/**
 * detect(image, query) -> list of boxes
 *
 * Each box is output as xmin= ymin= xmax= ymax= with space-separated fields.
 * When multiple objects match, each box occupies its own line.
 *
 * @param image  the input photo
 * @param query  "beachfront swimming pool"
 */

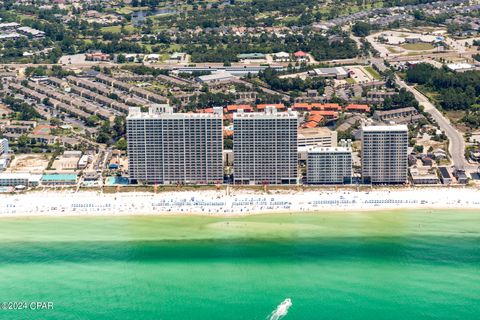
xmin=0 ymin=187 xmax=11 ymax=193
xmin=105 ymin=176 xmax=129 ymax=186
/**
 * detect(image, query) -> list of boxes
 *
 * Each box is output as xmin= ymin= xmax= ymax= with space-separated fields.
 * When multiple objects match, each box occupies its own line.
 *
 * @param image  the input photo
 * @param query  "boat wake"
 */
xmin=267 ymin=298 xmax=292 ymax=320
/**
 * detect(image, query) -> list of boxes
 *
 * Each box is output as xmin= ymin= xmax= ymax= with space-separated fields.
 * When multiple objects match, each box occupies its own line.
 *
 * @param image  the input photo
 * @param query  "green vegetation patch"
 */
xmin=100 ymin=25 xmax=135 ymax=34
xmin=401 ymin=43 xmax=435 ymax=51
xmin=364 ymin=66 xmax=381 ymax=80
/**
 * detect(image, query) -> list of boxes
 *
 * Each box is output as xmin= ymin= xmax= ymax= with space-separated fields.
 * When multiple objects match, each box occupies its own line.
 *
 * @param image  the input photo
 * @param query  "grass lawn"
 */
xmin=364 ymin=66 xmax=381 ymax=80
xmin=346 ymin=77 xmax=356 ymax=84
xmin=445 ymin=110 xmax=470 ymax=133
xmin=445 ymin=110 xmax=466 ymax=123
xmin=407 ymin=51 xmax=430 ymax=56
xmin=416 ymin=85 xmax=471 ymax=133
xmin=445 ymin=110 xmax=472 ymax=133
xmin=116 ymin=6 xmax=135 ymax=15
xmin=401 ymin=43 xmax=435 ymax=51
xmin=386 ymin=46 xmax=401 ymax=54
xmin=415 ymin=85 xmax=441 ymax=104
xmin=17 ymin=14 xmax=34 ymax=21
xmin=100 ymin=25 xmax=135 ymax=34
xmin=280 ymin=15 xmax=299 ymax=23
xmin=159 ymin=53 xmax=170 ymax=61
xmin=315 ymin=0 xmax=383 ymax=16
xmin=168 ymin=44 xmax=182 ymax=52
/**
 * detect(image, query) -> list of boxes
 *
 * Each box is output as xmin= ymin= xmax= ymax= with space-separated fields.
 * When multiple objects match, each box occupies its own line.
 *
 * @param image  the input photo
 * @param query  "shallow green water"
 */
xmin=0 ymin=210 xmax=479 ymax=319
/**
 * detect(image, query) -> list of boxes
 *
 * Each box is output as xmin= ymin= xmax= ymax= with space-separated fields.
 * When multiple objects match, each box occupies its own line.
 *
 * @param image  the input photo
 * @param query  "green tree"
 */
xmin=352 ymin=22 xmax=371 ymax=37
xmin=85 ymin=115 xmax=100 ymax=127
xmin=17 ymin=135 xmax=30 ymax=148
xmin=115 ymin=137 xmax=128 ymax=150
xmin=117 ymin=54 xmax=126 ymax=64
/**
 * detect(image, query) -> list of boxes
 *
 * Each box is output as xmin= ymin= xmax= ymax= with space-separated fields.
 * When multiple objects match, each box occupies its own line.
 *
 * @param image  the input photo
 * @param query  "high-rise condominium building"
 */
xmin=361 ymin=125 xmax=408 ymax=184
xmin=0 ymin=138 xmax=8 ymax=155
xmin=126 ymin=105 xmax=223 ymax=185
xmin=233 ymin=106 xmax=298 ymax=185
xmin=306 ymin=145 xmax=352 ymax=184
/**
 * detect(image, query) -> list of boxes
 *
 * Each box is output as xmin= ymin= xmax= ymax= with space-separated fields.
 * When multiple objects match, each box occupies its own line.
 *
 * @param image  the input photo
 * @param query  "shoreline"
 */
xmin=1 ymin=187 xmax=480 ymax=218
xmin=1 ymin=207 xmax=480 ymax=220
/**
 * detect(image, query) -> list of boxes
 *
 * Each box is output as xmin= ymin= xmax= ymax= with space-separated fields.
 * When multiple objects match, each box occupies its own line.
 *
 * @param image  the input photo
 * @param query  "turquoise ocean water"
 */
xmin=0 ymin=210 xmax=479 ymax=319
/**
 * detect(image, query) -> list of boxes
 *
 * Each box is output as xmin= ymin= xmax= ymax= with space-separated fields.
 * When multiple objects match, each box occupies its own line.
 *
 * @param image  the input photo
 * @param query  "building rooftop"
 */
xmin=294 ymin=51 xmax=307 ymax=57
xmin=292 ymin=103 xmax=342 ymax=111
xmin=237 ymin=53 xmax=265 ymax=59
xmin=197 ymin=72 xmax=236 ymax=82
xmin=226 ymin=104 xmax=253 ymax=113
xmin=438 ymin=167 xmax=452 ymax=179
xmin=0 ymin=22 xmax=20 ymax=29
xmin=410 ymin=172 xmax=439 ymax=180
xmin=307 ymin=146 xmax=352 ymax=153
xmin=127 ymin=105 xmax=222 ymax=119
xmin=374 ymin=106 xmax=417 ymax=116
xmin=41 ymin=173 xmax=78 ymax=182
xmin=446 ymin=63 xmax=475 ymax=71
xmin=0 ymin=173 xmax=42 ymax=181
xmin=234 ymin=107 xmax=298 ymax=119
xmin=298 ymin=127 xmax=335 ymax=138
xmin=17 ymin=26 xmax=45 ymax=36
xmin=0 ymin=173 xmax=30 ymax=179
xmin=256 ymin=103 xmax=285 ymax=110
xmin=309 ymin=110 xmax=339 ymax=117
xmin=362 ymin=125 xmax=408 ymax=132
xmin=314 ymin=67 xmax=348 ymax=76
xmin=346 ymin=104 xmax=370 ymax=112
xmin=273 ymin=52 xmax=290 ymax=57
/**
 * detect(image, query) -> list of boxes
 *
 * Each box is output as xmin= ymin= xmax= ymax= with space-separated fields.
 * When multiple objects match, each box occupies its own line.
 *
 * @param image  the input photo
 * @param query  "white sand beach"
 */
xmin=1 ymin=187 xmax=480 ymax=217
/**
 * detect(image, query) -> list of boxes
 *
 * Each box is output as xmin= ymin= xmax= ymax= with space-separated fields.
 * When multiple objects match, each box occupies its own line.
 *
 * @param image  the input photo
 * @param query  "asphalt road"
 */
xmin=395 ymin=75 xmax=466 ymax=170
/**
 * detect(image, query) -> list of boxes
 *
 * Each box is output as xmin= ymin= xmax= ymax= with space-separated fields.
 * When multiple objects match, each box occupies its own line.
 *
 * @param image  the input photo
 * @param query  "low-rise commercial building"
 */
xmin=0 ymin=173 xmax=41 ymax=187
xmin=310 ymin=67 xmax=349 ymax=79
xmin=409 ymin=168 xmax=439 ymax=185
xmin=345 ymin=104 xmax=370 ymax=113
xmin=446 ymin=63 xmax=476 ymax=73
xmin=41 ymin=173 xmax=78 ymax=186
xmin=438 ymin=167 xmax=452 ymax=185
xmin=17 ymin=26 xmax=45 ymax=38
xmin=298 ymin=127 xmax=337 ymax=148
xmin=237 ymin=53 xmax=265 ymax=60
xmin=78 ymin=155 xmax=91 ymax=169
xmin=272 ymin=52 xmax=290 ymax=62
xmin=63 ymin=150 xmax=82 ymax=158
xmin=196 ymin=72 xmax=236 ymax=84
xmin=373 ymin=107 xmax=424 ymax=124
xmin=454 ymin=169 xmax=468 ymax=184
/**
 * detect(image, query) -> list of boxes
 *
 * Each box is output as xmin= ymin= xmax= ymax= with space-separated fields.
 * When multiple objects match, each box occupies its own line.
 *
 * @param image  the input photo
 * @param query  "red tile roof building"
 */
xmin=294 ymin=51 xmax=307 ymax=57
xmin=292 ymin=103 xmax=313 ymax=111
xmin=225 ymin=104 xmax=253 ymax=113
xmin=256 ymin=103 xmax=286 ymax=111
xmin=345 ymin=104 xmax=370 ymax=113
xmin=309 ymin=110 xmax=339 ymax=119
xmin=293 ymin=103 xmax=342 ymax=113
